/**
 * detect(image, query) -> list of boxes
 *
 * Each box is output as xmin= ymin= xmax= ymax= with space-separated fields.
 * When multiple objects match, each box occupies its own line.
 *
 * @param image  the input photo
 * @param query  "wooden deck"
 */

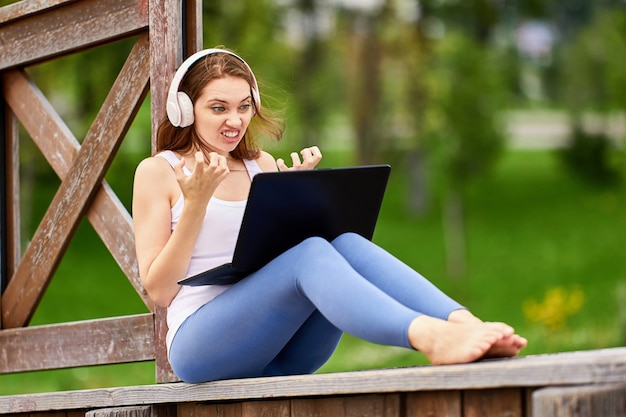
xmin=1 ymin=347 xmax=625 ymax=417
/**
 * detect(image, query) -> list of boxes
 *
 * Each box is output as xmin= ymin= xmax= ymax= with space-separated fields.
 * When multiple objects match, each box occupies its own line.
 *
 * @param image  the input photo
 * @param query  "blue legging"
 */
xmin=169 ymin=232 xmax=464 ymax=383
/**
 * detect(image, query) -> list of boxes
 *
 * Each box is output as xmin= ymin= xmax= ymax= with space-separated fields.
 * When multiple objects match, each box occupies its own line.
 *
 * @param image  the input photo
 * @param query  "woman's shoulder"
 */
xmin=134 ymin=155 xmax=178 ymax=191
xmin=255 ymin=151 xmax=279 ymax=172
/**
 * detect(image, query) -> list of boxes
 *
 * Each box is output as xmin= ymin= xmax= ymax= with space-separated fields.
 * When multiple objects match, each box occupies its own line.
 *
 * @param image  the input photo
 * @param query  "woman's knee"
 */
xmin=332 ymin=231 xmax=365 ymax=247
xmin=295 ymin=236 xmax=334 ymax=255
xmin=288 ymin=236 xmax=341 ymax=270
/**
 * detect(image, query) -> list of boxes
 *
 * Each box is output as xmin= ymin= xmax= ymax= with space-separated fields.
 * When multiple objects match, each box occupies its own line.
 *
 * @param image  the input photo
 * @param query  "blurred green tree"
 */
xmin=557 ymin=8 xmax=625 ymax=185
xmin=421 ymin=32 xmax=507 ymax=278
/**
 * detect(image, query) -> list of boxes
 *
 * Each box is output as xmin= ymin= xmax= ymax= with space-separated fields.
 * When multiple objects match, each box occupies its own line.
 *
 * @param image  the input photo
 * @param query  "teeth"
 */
xmin=223 ymin=131 xmax=238 ymax=138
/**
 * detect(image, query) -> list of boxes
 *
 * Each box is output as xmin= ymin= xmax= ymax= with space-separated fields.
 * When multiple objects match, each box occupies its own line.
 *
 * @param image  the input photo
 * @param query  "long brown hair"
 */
xmin=156 ymin=50 xmax=283 ymax=160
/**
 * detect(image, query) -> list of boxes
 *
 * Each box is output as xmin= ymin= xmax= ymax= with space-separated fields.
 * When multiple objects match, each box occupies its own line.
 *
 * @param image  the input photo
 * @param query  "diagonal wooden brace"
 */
xmin=2 ymin=68 xmax=152 ymax=311
xmin=1 ymin=33 xmax=150 ymax=328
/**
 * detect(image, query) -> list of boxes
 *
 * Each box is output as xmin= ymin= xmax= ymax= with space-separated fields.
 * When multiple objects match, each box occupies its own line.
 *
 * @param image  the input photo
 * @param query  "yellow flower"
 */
xmin=523 ymin=286 xmax=585 ymax=330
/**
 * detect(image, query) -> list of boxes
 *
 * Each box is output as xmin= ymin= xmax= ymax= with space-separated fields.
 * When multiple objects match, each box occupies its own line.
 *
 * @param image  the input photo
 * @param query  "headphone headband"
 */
xmin=166 ymin=48 xmax=261 ymax=127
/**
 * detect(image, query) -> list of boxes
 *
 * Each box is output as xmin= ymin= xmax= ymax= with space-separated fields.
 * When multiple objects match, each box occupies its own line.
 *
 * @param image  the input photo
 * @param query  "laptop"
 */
xmin=178 ymin=164 xmax=391 ymax=286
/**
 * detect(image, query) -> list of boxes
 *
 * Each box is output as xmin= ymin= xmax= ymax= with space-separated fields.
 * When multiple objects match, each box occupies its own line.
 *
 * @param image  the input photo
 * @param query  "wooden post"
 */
xmin=532 ymin=383 xmax=626 ymax=417
xmin=0 ymin=85 xmax=6 ymax=302
xmin=149 ymin=0 xmax=203 ymax=383
xmin=0 ymin=83 xmax=19 ymax=322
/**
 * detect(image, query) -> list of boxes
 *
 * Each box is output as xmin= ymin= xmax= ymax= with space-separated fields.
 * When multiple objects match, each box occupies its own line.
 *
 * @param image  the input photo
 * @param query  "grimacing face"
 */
xmin=192 ymin=75 xmax=254 ymax=155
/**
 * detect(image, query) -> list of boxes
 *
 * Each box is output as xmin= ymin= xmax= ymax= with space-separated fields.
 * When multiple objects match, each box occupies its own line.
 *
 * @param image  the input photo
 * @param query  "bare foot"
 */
xmin=408 ymin=315 xmax=517 ymax=365
xmin=446 ymin=309 xmax=527 ymax=359
xmin=448 ymin=309 xmax=528 ymax=358
xmin=483 ymin=334 xmax=528 ymax=359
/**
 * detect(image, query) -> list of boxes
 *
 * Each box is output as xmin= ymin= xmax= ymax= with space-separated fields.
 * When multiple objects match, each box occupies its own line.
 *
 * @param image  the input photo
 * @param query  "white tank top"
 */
xmin=155 ymin=150 xmax=263 ymax=353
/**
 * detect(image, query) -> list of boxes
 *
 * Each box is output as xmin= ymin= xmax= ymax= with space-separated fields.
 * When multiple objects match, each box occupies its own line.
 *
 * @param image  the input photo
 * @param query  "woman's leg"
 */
xmin=261 ymin=310 xmax=342 ymax=377
xmin=169 ymin=236 xmax=422 ymax=383
xmin=331 ymin=233 xmax=526 ymax=363
xmin=330 ymin=232 xmax=464 ymax=320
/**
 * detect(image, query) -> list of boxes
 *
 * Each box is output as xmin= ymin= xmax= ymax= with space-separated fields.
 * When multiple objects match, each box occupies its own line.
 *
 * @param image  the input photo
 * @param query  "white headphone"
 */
xmin=166 ymin=48 xmax=261 ymax=128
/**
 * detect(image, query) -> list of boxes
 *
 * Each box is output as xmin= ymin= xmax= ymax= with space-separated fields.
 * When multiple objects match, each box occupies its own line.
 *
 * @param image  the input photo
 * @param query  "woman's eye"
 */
xmin=239 ymin=104 xmax=252 ymax=112
xmin=211 ymin=106 xmax=226 ymax=113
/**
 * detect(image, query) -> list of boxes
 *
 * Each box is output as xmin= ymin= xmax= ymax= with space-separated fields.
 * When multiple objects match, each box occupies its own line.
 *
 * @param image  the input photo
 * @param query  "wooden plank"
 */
xmin=1 ymin=69 xmax=151 ymax=311
xmin=0 ymin=0 xmax=148 ymax=70
xmin=342 ymin=394 xmax=400 ymax=417
xmin=464 ymin=388 xmax=523 ymax=417
xmin=148 ymin=0 xmax=185 ymax=384
xmin=0 ymin=0 xmax=78 ymax=24
xmin=291 ymin=396 xmax=346 ymax=417
xmin=184 ymin=0 xmax=203 ymax=54
xmin=532 ymin=383 xmax=626 ymax=417
xmin=1 ymin=33 xmax=150 ymax=329
xmin=181 ymin=403 xmax=242 ymax=417
xmin=155 ymin=306 xmax=179 ymax=383
xmin=4 ymin=105 xmax=19 ymax=280
xmin=241 ymin=401 xmax=291 ymax=417
xmin=85 ymin=406 xmax=152 ymax=417
xmin=0 ymin=348 xmax=624 ymax=414
xmin=0 ymin=313 xmax=154 ymax=373
xmin=148 ymin=0 xmax=183 ymax=150
xmin=291 ymin=394 xmax=400 ymax=416
xmin=0 ymin=83 xmax=7 ymax=319
xmin=1 ymin=89 xmax=20 ymax=300
xmin=152 ymin=404 xmax=176 ymax=417
xmin=525 ymin=388 xmax=536 ymax=417
xmin=405 ymin=391 xmax=461 ymax=417
xmin=292 ymin=394 xmax=400 ymax=417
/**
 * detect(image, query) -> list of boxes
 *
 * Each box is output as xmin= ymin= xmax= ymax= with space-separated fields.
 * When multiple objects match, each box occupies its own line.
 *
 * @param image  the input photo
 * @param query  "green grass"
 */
xmin=0 ymin=150 xmax=624 ymax=394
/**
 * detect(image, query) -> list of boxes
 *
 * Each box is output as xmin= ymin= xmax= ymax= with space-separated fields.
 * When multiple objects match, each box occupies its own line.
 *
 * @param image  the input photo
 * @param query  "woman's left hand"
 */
xmin=277 ymin=146 xmax=322 ymax=171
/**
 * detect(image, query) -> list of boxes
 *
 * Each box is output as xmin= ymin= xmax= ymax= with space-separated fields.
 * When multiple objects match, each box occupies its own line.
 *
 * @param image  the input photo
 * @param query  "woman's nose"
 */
xmin=226 ymin=112 xmax=243 ymax=126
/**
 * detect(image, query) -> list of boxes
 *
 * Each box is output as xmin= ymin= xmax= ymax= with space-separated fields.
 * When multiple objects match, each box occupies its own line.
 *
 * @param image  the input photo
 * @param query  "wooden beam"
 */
xmin=406 ymin=391 xmax=462 ymax=417
xmin=148 ymin=0 xmax=183 ymax=150
xmin=464 ymin=388 xmax=523 ymax=417
xmin=148 ymin=0 xmax=206 ymax=385
xmin=0 ymin=348 xmax=624 ymax=414
xmin=1 ymin=69 xmax=153 ymax=311
xmin=533 ymin=383 xmax=626 ymax=417
xmin=0 ymin=313 xmax=154 ymax=373
xmin=184 ymin=0 xmax=203 ymax=55
xmin=0 ymin=0 xmax=149 ymax=70
xmin=1 ymin=34 xmax=150 ymax=328
xmin=0 ymin=0 xmax=79 ymax=25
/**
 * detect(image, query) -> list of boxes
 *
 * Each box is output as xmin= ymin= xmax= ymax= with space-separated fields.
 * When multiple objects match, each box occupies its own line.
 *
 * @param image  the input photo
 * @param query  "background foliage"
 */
xmin=0 ymin=0 xmax=623 ymax=394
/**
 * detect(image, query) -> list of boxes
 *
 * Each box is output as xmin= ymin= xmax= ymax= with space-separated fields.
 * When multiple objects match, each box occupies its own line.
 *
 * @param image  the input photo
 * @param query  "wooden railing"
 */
xmin=0 ymin=0 xmax=203 ymax=383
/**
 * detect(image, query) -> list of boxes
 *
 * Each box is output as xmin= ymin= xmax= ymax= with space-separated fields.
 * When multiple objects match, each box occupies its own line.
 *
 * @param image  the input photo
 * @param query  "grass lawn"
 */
xmin=0 ymin=149 xmax=623 ymax=394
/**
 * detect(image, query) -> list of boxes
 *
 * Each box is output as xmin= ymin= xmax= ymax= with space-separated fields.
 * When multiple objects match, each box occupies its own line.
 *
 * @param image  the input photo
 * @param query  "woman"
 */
xmin=132 ymin=48 xmax=527 ymax=383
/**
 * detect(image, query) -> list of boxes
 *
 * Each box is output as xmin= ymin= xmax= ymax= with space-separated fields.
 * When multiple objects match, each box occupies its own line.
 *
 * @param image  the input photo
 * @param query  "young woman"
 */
xmin=132 ymin=48 xmax=527 ymax=383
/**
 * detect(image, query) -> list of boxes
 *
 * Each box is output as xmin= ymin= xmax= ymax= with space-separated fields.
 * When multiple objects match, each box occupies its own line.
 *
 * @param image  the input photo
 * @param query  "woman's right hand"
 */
xmin=175 ymin=151 xmax=230 ymax=208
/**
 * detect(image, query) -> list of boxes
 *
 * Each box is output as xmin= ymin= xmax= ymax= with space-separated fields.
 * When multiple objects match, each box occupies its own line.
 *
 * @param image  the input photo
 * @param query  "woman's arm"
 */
xmin=133 ymin=152 xmax=228 ymax=307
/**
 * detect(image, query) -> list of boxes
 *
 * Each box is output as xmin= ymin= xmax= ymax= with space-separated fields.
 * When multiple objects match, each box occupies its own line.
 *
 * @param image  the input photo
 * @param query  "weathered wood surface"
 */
xmin=1 ymin=98 xmax=20 ymax=280
xmin=0 ymin=0 xmax=77 ymax=24
xmin=533 ymin=383 xmax=626 ymax=417
xmin=86 ymin=406 xmax=152 ymax=417
xmin=1 ymin=68 xmax=150 ymax=309
xmin=406 ymin=391 xmax=462 ymax=417
xmin=179 ymin=391 xmax=529 ymax=417
xmin=1 ymin=33 xmax=150 ymax=329
xmin=147 ymin=0 xmax=203 ymax=384
xmin=1 ymin=348 xmax=624 ymax=414
xmin=0 ymin=0 xmax=148 ymax=70
xmin=0 ymin=313 xmax=154 ymax=373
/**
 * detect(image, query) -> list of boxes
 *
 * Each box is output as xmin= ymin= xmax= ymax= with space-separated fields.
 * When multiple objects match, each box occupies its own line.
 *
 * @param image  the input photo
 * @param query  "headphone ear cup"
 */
xmin=177 ymin=92 xmax=195 ymax=127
